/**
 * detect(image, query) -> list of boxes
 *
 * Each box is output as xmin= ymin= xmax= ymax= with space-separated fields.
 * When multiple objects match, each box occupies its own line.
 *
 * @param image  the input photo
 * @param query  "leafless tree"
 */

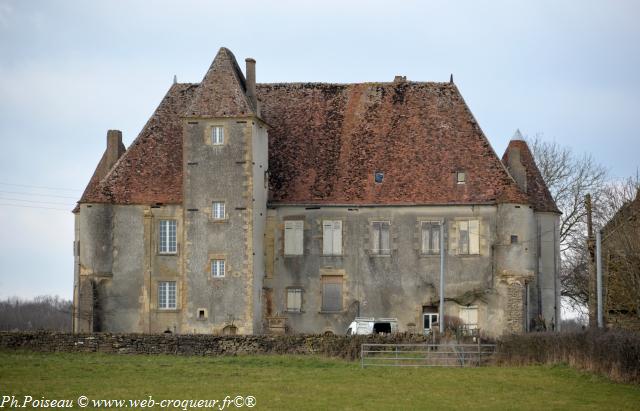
xmin=526 ymin=134 xmax=608 ymax=312
xmin=0 ymin=295 xmax=72 ymax=331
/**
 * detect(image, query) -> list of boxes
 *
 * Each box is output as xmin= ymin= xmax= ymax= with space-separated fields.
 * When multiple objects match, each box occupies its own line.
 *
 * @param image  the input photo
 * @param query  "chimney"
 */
xmin=393 ymin=75 xmax=407 ymax=83
xmin=245 ymin=58 xmax=257 ymax=110
xmin=106 ymin=130 xmax=124 ymax=170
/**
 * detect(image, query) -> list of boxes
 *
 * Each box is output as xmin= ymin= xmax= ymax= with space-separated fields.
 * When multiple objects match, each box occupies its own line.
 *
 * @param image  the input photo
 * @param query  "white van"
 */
xmin=346 ymin=317 xmax=399 ymax=335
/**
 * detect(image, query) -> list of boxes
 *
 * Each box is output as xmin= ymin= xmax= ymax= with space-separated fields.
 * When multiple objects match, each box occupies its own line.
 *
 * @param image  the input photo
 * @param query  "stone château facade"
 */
xmin=73 ymin=48 xmax=560 ymax=337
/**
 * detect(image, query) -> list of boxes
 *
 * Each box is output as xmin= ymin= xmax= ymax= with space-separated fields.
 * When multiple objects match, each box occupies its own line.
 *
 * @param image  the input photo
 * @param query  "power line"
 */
xmin=0 ymin=203 xmax=71 ymax=212
xmin=0 ymin=182 xmax=81 ymax=192
xmin=0 ymin=190 xmax=78 ymax=199
xmin=0 ymin=197 xmax=75 ymax=206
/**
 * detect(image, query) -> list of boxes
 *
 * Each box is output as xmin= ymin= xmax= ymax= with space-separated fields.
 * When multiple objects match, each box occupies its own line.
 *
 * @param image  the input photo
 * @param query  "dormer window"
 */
xmin=211 ymin=126 xmax=224 ymax=145
xmin=375 ymin=171 xmax=384 ymax=184
xmin=456 ymin=171 xmax=466 ymax=184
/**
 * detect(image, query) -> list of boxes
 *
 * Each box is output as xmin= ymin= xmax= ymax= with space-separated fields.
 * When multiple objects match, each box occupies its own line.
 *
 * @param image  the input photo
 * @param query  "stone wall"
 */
xmin=0 ymin=332 xmax=428 ymax=360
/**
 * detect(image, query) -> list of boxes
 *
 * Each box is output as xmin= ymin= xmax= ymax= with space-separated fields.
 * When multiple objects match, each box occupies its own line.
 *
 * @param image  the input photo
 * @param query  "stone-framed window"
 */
xmin=456 ymin=171 xmax=466 ymax=184
xmin=457 ymin=219 xmax=480 ymax=255
xmin=159 ymin=219 xmax=177 ymax=254
xmin=321 ymin=276 xmax=343 ymax=312
xmin=284 ymin=220 xmax=304 ymax=256
xmin=211 ymin=126 xmax=224 ymax=145
xmin=158 ymin=281 xmax=176 ymax=309
xmin=211 ymin=259 xmax=225 ymax=278
xmin=371 ymin=221 xmax=390 ymax=255
xmin=421 ymin=221 xmax=441 ymax=254
xmin=212 ymin=201 xmax=226 ymax=220
xmin=459 ymin=305 xmax=479 ymax=330
xmin=322 ymin=220 xmax=342 ymax=256
xmin=286 ymin=287 xmax=303 ymax=312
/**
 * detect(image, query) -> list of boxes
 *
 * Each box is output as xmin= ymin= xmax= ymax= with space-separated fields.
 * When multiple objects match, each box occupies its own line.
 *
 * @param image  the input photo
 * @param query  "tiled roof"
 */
xmin=502 ymin=140 xmax=560 ymax=213
xmin=185 ymin=47 xmax=255 ymax=118
xmin=258 ymin=82 xmax=528 ymax=205
xmin=78 ymin=49 xmax=537 ymax=208
xmin=79 ymin=83 xmax=197 ymax=205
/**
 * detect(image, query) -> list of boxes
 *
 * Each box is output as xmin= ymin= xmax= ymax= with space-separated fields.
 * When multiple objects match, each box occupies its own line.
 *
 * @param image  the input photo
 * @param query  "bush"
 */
xmin=497 ymin=328 xmax=640 ymax=384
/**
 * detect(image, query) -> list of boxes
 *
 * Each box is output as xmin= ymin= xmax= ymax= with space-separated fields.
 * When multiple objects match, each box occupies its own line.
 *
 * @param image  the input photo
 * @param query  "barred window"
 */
xmin=212 ymin=202 xmax=225 ymax=220
xmin=159 ymin=220 xmax=177 ymax=254
xmin=158 ymin=281 xmax=176 ymax=309
xmin=211 ymin=259 xmax=225 ymax=278
xmin=211 ymin=126 xmax=224 ymax=145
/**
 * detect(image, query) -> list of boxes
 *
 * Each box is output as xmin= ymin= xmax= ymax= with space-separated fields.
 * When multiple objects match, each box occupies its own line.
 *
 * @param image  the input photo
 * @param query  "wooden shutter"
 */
xmin=322 ymin=221 xmax=333 ymax=255
xmin=284 ymin=221 xmax=303 ymax=255
xmin=469 ymin=220 xmax=480 ymax=254
xmin=421 ymin=223 xmax=429 ymax=253
xmin=380 ymin=222 xmax=390 ymax=253
xmin=322 ymin=276 xmax=342 ymax=311
xmin=332 ymin=220 xmax=342 ymax=255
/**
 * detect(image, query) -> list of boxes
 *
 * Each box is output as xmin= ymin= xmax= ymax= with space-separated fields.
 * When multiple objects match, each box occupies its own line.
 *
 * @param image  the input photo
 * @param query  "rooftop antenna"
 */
xmin=173 ymin=75 xmax=177 ymax=85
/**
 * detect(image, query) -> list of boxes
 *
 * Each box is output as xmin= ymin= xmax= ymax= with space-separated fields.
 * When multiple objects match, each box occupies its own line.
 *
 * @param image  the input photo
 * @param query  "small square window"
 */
xmin=211 ymin=126 xmax=224 ymax=145
xmin=374 ymin=171 xmax=384 ymax=183
xmin=212 ymin=201 xmax=225 ymax=219
xmin=211 ymin=259 xmax=225 ymax=277
xmin=511 ymin=235 xmax=518 ymax=244
xmin=457 ymin=171 xmax=466 ymax=184
xmin=197 ymin=309 xmax=207 ymax=320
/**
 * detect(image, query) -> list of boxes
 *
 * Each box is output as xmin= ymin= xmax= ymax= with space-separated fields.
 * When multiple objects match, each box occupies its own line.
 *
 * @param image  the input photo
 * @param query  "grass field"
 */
xmin=1 ymin=351 xmax=639 ymax=410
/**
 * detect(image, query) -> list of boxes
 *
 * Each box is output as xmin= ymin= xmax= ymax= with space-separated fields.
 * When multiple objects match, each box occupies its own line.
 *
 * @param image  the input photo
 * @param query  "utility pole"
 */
xmin=585 ymin=194 xmax=597 ymax=327
xmin=596 ymin=230 xmax=603 ymax=328
xmin=439 ymin=219 xmax=446 ymax=334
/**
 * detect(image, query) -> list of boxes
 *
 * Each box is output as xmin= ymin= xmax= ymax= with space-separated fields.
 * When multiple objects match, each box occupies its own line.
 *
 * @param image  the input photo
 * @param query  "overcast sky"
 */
xmin=0 ymin=0 xmax=638 ymax=301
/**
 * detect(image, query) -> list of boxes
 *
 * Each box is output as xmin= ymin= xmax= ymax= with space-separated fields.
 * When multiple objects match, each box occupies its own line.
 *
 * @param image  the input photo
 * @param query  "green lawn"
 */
xmin=0 ymin=351 xmax=638 ymax=410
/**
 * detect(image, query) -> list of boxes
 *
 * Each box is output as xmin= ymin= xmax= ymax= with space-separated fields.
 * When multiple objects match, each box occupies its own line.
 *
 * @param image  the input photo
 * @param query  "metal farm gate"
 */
xmin=361 ymin=343 xmax=496 ymax=368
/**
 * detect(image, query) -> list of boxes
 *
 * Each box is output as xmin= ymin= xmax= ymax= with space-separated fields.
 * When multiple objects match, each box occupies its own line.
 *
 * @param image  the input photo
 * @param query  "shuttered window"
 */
xmin=459 ymin=305 xmax=479 ymax=330
xmin=421 ymin=221 xmax=441 ymax=254
xmin=321 ymin=276 xmax=342 ymax=312
xmin=371 ymin=221 xmax=390 ymax=255
xmin=322 ymin=220 xmax=342 ymax=255
xmin=287 ymin=288 xmax=303 ymax=312
xmin=457 ymin=219 xmax=480 ymax=255
xmin=284 ymin=220 xmax=304 ymax=255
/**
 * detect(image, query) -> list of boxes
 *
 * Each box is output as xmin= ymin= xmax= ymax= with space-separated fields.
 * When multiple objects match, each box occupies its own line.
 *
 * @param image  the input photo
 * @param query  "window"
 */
xmin=211 ymin=126 xmax=224 ymax=145
xmin=322 ymin=220 xmax=342 ymax=255
xmin=423 ymin=313 xmax=439 ymax=332
xmin=286 ymin=288 xmax=303 ymax=312
xmin=159 ymin=220 xmax=177 ymax=254
xmin=158 ymin=281 xmax=176 ymax=309
xmin=511 ymin=235 xmax=518 ymax=244
xmin=456 ymin=171 xmax=466 ymax=184
xmin=284 ymin=220 xmax=304 ymax=255
xmin=459 ymin=306 xmax=478 ymax=330
xmin=457 ymin=219 xmax=479 ymax=255
xmin=212 ymin=201 xmax=225 ymax=220
xmin=211 ymin=259 xmax=225 ymax=278
xmin=421 ymin=221 xmax=441 ymax=254
xmin=321 ymin=276 xmax=342 ymax=312
xmin=371 ymin=221 xmax=390 ymax=255
xmin=374 ymin=171 xmax=384 ymax=183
